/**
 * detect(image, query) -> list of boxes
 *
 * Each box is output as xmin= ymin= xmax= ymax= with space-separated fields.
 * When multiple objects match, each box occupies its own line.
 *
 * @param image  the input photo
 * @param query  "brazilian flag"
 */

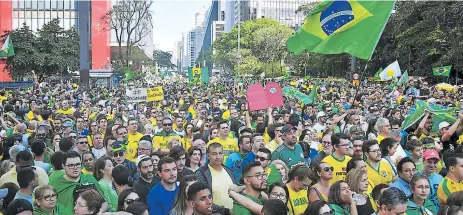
xmin=374 ymin=68 xmax=382 ymax=81
xmin=433 ymin=66 xmax=451 ymax=77
xmin=123 ymin=71 xmax=133 ymax=83
xmin=287 ymin=0 xmax=396 ymax=60
xmin=188 ymin=67 xmax=209 ymax=85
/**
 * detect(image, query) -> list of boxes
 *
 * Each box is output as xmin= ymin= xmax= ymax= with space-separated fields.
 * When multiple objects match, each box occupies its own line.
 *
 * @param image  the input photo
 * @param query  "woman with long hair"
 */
xmin=186 ymin=146 xmax=202 ymax=173
xmin=379 ymin=137 xmax=399 ymax=175
xmin=74 ymin=189 xmax=106 ymax=215
xmin=117 ymin=188 xmax=140 ymax=211
xmin=183 ymin=123 xmax=194 ymax=149
xmin=87 ymin=119 xmax=99 ymax=147
xmin=0 ymin=182 xmax=19 ymax=214
xmin=228 ymin=182 xmax=289 ymax=214
xmin=309 ymin=162 xmax=332 ymax=203
xmin=406 ymin=174 xmax=437 ymax=215
xmin=366 ymin=118 xmax=378 ymax=140
xmin=272 ymin=160 xmax=289 ymax=184
xmin=327 ymin=181 xmax=357 ymax=215
xmin=50 ymin=133 xmax=61 ymax=152
xmin=93 ymin=157 xmax=117 ymax=212
xmin=126 ymin=201 xmax=149 ymax=215
xmin=304 ymin=200 xmax=333 ymax=215
xmin=170 ymin=175 xmax=197 ymax=215
xmin=34 ymin=185 xmax=57 ymax=215
xmin=346 ymin=169 xmax=374 ymax=214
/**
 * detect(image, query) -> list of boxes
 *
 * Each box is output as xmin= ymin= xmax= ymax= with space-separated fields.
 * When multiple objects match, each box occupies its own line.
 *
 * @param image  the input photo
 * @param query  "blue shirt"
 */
xmin=147 ymin=183 xmax=178 ymax=215
xmin=391 ymin=177 xmax=412 ymax=197
xmin=14 ymin=192 xmax=33 ymax=207
xmin=225 ymin=152 xmax=245 ymax=183
xmin=427 ymin=172 xmax=444 ymax=211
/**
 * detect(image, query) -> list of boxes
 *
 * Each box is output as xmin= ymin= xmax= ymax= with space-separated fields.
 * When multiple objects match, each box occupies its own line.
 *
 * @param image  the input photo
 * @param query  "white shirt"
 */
xmin=92 ymin=147 xmax=107 ymax=159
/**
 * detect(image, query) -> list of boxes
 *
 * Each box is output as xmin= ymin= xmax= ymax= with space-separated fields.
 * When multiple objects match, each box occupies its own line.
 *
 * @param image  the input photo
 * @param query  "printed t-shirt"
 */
xmin=321 ymin=154 xmax=351 ymax=184
xmin=366 ymin=160 xmax=394 ymax=187
xmin=271 ymin=144 xmax=305 ymax=169
xmin=287 ymin=184 xmax=308 ymax=215
xmin=126 ymin=132 xmax=143 ymax=162
xmin=438 ymin=177 xmax=463 ymax=205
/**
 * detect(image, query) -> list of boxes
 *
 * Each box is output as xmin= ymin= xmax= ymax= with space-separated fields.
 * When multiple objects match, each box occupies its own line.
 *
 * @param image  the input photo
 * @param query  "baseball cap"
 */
xmin=423 ymin=149 xmax=440 ymax=160
xmin=63 ymin=121 xmax=73 ymax=127
xmin=136 ymin=155 xmax=151 ymax=167
xmin=316 ymin=112 xmax=326 ymax=118
xmin=438 ymin=121 xmax=450 ymax=130
xmin=7 ymin=199 xmax=33 ymax=215
xmin=349 ymin=125 xmax=363 ymax=134
xmin=111 ymin=141 xmax=127 ymax=153
xmin=281 ymin=124 xmax=296 ymax=133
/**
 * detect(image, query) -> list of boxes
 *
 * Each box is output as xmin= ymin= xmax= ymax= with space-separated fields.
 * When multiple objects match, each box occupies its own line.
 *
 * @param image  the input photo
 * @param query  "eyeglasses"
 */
xmin=247 ymin=173 xmax=268 ymax=180
xmin=369 ymin=149 xmax=381 ymax=153
xmin=39 ymin=193 xmax=57 ymax=201
xmin=113 ymin=151 xmax=125 ymax=157
xmin=65 ymin=163 xmax=82 ymax=169
xmin=323 ymin=167 xmax=334 ymax=172
xmin=322 ymin=141 xmax=331 ymax=144
xmin=77 ymin=141 xmax=88 ymax=145
xmin=69 ymin=136 xmax=77 ymax=139
xmin=163 ymin=123 xmax=172 ymax=126
xmin=255 ymin=156 xmax=269 ymax=162
xmin=125 ymin=198 xmax=140 ymax=205
xmin=269 ymin=192 xmax=286 ymax=200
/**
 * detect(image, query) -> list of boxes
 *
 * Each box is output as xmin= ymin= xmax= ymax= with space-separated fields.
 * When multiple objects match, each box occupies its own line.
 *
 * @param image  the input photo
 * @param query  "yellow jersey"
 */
xmin=287 ymin=184 xmax=308 ymax=215
xmin=57 ymin=108 xmax=74 ymax=115
xmin=366 ymin=160 xmax=394 ymax=186
xmin=438 ymin=177 xmax=463 ymax=205
xmin=207 ymin=137 xmax=238 ymax=164
xmin=27 ymin=111 xmax=43 ymax=121
xmin=265 ymin=140 xmax=279 ymax=152
xmin=81 ymin=168 xmax=92 ymax=175
xmin=321 ymin=154 xmax=351 ymax=184
xmin=152 ymin=131 xmax=181 ymax=150
xmin=126 ymin=132 xmax=143 ymax=162
xmin=376 ymin=134 xmax=386 ymax=144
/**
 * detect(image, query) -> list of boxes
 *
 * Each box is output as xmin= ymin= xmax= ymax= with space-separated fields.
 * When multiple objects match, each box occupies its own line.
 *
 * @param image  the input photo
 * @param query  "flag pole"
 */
xmin=352 ymin=59 xmax=370 ymax=106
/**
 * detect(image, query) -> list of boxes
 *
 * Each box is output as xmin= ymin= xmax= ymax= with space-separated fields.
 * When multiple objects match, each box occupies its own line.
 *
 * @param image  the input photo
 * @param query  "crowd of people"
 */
xmin=0 ymin=77 xmax=461 ymax=215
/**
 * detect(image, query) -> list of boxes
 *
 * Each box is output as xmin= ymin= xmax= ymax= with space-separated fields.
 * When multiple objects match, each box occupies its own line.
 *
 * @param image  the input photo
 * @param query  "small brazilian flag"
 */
xmin=433 ymin=66 xmax=451 ymax=77
xmin=287 ymin=0 xmax=396 ymax=60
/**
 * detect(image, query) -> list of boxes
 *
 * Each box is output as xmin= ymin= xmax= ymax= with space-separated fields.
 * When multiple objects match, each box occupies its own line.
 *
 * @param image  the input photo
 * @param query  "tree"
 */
xmin=196 ymin=48 xmax=212 ymax=69
xmin=153 ymin=50 xmax=175 ymax=69
xmin=213 ymin=18 xmax=292 ymax=77
xmin=101 ymin=0 xmax=153 ymax=67
xmin=1 ymin=19 xmax=79 ymax=82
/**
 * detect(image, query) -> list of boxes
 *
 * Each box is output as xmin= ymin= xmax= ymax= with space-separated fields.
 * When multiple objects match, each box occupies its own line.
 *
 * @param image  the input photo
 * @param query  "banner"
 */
xmin=147 ymin=87 xmax=164 ymax=101
xmin=246 ymin=84 xmax=268 ymax=111
xmin=126 ymin=88 xmax=147 ymax=103
xmin=265 ymin=82 xmax=284 ymax=108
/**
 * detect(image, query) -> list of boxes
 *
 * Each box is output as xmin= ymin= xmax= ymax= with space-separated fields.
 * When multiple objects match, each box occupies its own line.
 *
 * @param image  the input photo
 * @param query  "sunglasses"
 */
xmin=124 ymin=198 xmax=140 ymax=205
xmin=113 ymin=151 xmax=125 ymax=157
xmin=255 ymin=156 xmax=269 ymax=162
xmin=323 ymin=167 xmax=334 ymax=172
xmin=163 ymin=123 xmax=172 ymax=126
xmin=77 ymin=141 xmax=88 ymax=145
xmin=69 ymin=136 xmax=77 ymax=139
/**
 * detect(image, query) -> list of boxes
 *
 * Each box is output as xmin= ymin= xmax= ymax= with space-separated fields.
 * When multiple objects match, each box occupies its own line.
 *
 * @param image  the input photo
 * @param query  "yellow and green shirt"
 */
xmin=126 ymin=132 xmax=144 ymax=162
xmin=287 ymin=184 xmax=308 ymax=215
xmin=366 ymin=160 xmax=394 ymax=187
xmin=207 ymin=137 xmax=238 ymax=164
xmin=438 ymin=177 xmax=463 ymax=205
xmin=153 ymin=131 xmax=181 ymax=150
xmin=322 ymin=154 xmax=351 ymax=184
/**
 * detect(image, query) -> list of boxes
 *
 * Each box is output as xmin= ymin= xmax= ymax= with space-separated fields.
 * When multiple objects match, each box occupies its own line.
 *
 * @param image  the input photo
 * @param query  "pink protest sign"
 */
xmin=265 ymin=82 xmax=284 ymax=108
xmin=246 ymin=84 xmax=268 ymax=111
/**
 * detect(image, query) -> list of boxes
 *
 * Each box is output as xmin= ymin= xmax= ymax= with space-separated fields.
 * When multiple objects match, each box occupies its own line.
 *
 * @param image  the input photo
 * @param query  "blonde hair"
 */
xmin=272 ymin=160 xmax=289 ymax=182
xmin=34 ymin=185 xmax=56 ymax=200
xmin=346 ymin=168 xmax=367 ymax=193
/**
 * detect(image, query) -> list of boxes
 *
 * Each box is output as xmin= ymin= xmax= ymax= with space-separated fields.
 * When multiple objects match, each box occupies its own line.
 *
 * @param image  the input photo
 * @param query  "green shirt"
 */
xmin=232 ymin=192 xmax=264 ymax=215
xmin=329 ymin=204 xmax=351 ymax=215
xmin=271 ymin=143 xmax=305 ymax=169
xmin=98 ymin=179 xmax=118 ymax=212
xmin=49 ymin=173 xmax=103 ymax=215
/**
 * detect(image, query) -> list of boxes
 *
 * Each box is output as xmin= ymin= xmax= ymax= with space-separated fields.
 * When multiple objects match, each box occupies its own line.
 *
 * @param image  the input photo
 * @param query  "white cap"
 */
xmin=317 ymin=112 xmax=326 ymax=118
xmin=136 ymin=155 xmax=151 ymax=167
xmin=439 ymin=121 xmax=451 ymax=130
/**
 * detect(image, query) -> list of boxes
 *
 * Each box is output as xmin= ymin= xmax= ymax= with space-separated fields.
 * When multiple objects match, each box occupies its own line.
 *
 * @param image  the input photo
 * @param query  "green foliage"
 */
xmin=213 ymin=18 xmax=292 ymax=77
xmin=1 ymin=19 xmax=79 ymax=81
xmin=196 ymin=48 xmax=212 ymax=69
xmin=153 ymin=50 xmax=175 ymax=69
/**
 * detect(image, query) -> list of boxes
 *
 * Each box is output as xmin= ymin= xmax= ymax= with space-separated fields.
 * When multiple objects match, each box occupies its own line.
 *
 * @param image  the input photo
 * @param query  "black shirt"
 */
xmin=132 ymin=176 xmax=161 ymax=203
xmin=178 ymin=168 xmax=195 ymax=181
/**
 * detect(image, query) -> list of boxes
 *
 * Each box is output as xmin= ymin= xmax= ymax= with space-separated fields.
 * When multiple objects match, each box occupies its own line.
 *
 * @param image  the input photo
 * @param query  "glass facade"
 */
xmin=12 ymin=0 xmax=78 ymax=32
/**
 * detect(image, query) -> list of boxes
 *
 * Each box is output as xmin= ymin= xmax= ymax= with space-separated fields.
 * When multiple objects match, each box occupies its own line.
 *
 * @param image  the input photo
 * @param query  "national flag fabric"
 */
xmin=433 ymin=66 xmax=451 ymax=77
xmin=188 ymin=67 xmax=209 ymax=85
xmin=374 ymin=68 xmax=382 ymax=81
xmin=380 ymin=60 xmax=401 ymax=81
xmin=397 ymin=70 xmax=409 ymax=87
xmin=0 ymin=34 xmax=15 ymax=57
xmin=402 ymin=100 xmax=457 ymax=132
xmin=123 ymin=71 xmax=133 ymax=83
xmin=287 ymin=0 xmax=396 ymax=60
xmin=282 ymin=86 xmax=317 ymax=105
xmin=307 ymin=80 xmax=319 ymax=104
xmin=266 ymin=163 xmax=282 ymax=188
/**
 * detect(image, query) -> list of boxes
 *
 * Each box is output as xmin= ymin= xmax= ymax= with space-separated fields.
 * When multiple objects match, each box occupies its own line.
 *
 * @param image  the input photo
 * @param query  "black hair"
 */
xmin=186 ymin=181 xmax=210 ymax=201
xmin=238 ymin=135 xmax=251 ymax=148
xmin=346 ymin=156 xmax=363 ymax=173
xmin=62 ymin=151 xmax=81 ymax=166
xmin=125 ymin=201 xmax=149 ymax=215
xmin=379 ymin=138 xmax=395 ymax=157
xmin=304 ymin=200 xmax=328 ymax=215
xmin=103 ymin=136 xmax=117 ymax=147
xmin=331 ymin=133 xmax=349 ymax=147
xmin=112 ymin=164 xmax=130 ymax=186
xmin=362 ymin=140 xmax=378 ymax=153
xmin=372 ymin=184 xmax=389 ymax=201
xmin=262 ymin=199 xmax=288 ymax=215
xmin=15 ymin=150 xmax=32 ymax=163
xmin=328 ymin=180 xmax=347 ymax=205
xmin=117 ymin=188 xmax=137 ymax=211
xmin=397 ymin=157 xmax=416 ymax=173
xmin=192 ymin=134 xmax=205 ymax=142
xmin=257 ymin=148 xmax=271 ymax=160
xmin=169 ymin=146 xmax=186 ymax=161
xmin=288 ymin=164 xmax=313 ymax=182
xmin=378 ymin=187 xmax=407 ymax=211
xmin=256 ymin=122 xmax=266 ymax=134
xmin=30 ymin=139 xmax=46 ymax=157
xmin=0 ymin=182 xmax=19 ymax=209
xmin=207 ymin=142 xmax=222 ymax=153
xmin=445 ymin=153 xmax=463 ymax=170
xmin=268 ymin=182 xmax=289 ymax=204
xmin=17 ymin=167 xmax=35 ymax=189
xmin=50 ymin=151 xmax=64 ymax=170
xmin=59 ymin=137 xmax=74 ymax=152
xmin=157 ymin=156 xmax=176 ymax=172
xmin=242 ymin=161 xmax=261 ymax=178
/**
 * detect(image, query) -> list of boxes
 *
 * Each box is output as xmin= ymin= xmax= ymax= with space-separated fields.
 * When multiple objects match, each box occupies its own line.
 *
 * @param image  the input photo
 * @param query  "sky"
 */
xmin=152 ymin=0 xmax=210 ymax=52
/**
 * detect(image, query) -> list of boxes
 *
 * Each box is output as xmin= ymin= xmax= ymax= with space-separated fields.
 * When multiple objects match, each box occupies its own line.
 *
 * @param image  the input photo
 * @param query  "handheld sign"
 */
xmin=265 ymin=82 xmax=284 ymax=108
xmin=246 ymin=84 xmax=268 ymax=111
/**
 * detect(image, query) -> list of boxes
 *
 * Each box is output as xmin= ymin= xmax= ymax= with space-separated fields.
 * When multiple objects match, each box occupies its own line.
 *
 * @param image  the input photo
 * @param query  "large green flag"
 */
xmin=188 ymin=67 xmax=209 ymax=85
xmin=433 ymin=66 xmax=451 ymax=77
xmin=307 ymin=80 xmax=319 ymax=104
xmin=282 ymin=86 xmax=317 ymax=105
xmin=397 ymin=70 xmax=409 ymax=87
xmin=287 ymin=1 xmax=395 ymax=60
xmin=0 ymin=34 xmax=15 ymax=57
xmin=123 ymin=71 xmax=133 ymax=83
